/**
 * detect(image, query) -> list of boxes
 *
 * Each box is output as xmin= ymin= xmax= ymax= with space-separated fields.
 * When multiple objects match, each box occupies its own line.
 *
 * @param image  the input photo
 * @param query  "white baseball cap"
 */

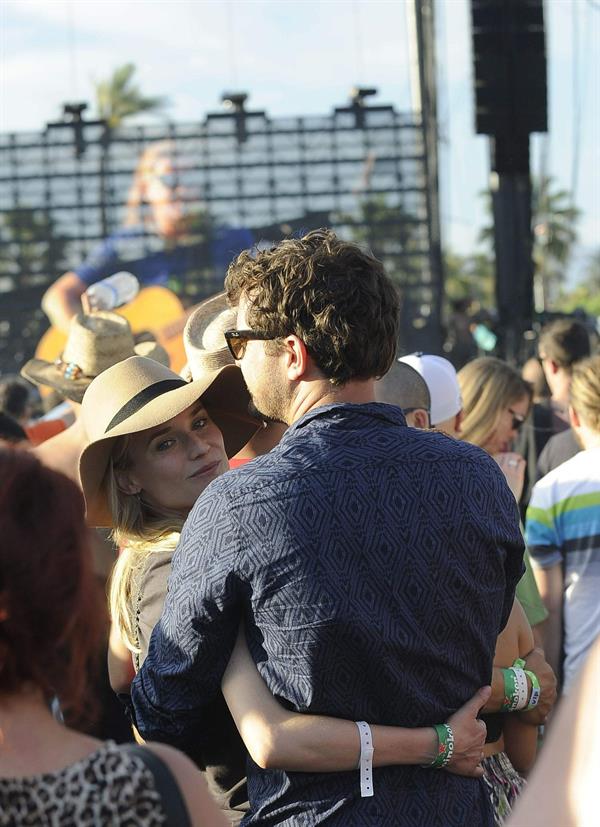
xmin=398 ymin=353 xmax=462 ymax=426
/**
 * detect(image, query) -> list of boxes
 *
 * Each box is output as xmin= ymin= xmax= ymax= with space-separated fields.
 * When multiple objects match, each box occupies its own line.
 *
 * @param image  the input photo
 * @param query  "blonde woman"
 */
xmin=41 ymin=140 xmax=253 ymax=332
xmin=457 ymin=357 xmax=553 ymax=823
xmin=80 ymin=356 xmax=491 ymax=823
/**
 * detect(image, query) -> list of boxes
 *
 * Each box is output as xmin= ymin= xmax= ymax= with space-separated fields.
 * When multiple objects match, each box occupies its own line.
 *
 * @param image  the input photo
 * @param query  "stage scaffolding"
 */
xmin=0 ymin=95 xmax=442 ymax=375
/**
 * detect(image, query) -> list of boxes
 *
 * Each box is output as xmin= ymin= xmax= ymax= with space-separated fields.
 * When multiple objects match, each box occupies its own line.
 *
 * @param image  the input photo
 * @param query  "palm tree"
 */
xmin=532 ymin=177 xmax=580 ymax=308
xmin=478 ymin=176 xmax=580 ymax=309
xmin=95 ymin=63 xmax=167 ymax=129
xmin=94 ymin=64 xmax=168 ymax=236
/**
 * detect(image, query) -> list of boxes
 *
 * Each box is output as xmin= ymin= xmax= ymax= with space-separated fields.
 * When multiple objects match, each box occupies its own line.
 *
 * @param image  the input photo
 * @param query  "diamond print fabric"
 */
xmin=133 ymin=403 xmax=524 ymax=825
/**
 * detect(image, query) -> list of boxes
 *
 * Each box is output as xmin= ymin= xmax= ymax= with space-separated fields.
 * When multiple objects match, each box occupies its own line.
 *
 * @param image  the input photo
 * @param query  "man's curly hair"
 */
xmin=225 ymin=229 xmax=399 ymax=386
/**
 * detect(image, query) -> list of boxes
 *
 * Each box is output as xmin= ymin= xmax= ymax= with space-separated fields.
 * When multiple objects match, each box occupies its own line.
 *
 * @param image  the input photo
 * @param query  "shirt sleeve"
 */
xmin=130 ymin=480 xmax=243 ymax=752
xmin=525 ymin=477 xmax=563 ymax=569
xmin=73 ymin=233 xmax=122 ymax=285
xmin=515 ymin=547 xmax=549 ymax=626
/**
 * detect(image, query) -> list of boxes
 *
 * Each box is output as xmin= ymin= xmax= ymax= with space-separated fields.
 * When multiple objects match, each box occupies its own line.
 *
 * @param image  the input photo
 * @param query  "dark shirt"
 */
xmin=132 ymin=403 xmax=524 ymax=826
xmin=536 ymin=428 xmax=581 ymax=481
xmin=515 ymin=401 xmax=570 ymax=516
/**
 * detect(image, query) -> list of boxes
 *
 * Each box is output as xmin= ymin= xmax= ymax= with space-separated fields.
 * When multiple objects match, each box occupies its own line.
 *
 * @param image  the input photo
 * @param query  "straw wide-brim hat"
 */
xmin=183 ymin=291 xmax=237 ymax=378
xmin=79 ymin=355 xmax=259 ymax=527
xmin=21 ymin=312 xmax=168 ymax=403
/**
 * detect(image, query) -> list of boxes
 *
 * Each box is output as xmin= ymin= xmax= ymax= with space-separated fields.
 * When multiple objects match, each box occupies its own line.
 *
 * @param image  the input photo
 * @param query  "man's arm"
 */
xmin=41 ymin=271 xmax=88 ymax=332
xmin=130 ymin=483 xmax=243 ymax=754
xmin=531 ymin=562 xmax=563 ymax=682
xmin=485 ymin=648 xmax=556 ymax=724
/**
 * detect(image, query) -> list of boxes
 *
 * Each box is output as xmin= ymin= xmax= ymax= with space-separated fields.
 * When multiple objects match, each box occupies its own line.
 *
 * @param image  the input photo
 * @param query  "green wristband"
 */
xmin=424 ymin=723 xmax=455 ymax=769
xmin=501 ymin=668 xmax=516 ymax=712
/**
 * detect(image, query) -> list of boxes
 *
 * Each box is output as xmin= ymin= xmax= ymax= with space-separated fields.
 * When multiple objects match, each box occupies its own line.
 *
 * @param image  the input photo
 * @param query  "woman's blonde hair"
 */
xmin=124 ymin=140 xmax=176 ymax=229
xmin=570 ymin=355 xmax=600 ymax=432
xmin=458 ymin=357 xmax=532 ymax=451
xmin=107 ymin=434 xmax=183 ymax=653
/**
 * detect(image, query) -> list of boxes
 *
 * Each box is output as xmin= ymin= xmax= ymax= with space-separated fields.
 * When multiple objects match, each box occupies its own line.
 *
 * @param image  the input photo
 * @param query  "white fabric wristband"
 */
xmin=510 ymin=667 xmax=529 ymax=710
xmin=355 ymin=721 xmax=374 ymax=797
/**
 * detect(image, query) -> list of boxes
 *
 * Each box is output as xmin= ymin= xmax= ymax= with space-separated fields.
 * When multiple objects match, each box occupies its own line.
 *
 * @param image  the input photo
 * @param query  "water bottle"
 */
xmin=84 ymin=271 xmax=140 ymax=312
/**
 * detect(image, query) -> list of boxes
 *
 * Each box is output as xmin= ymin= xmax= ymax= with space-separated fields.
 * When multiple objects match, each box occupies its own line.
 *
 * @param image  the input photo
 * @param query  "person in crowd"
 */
xmin=398 ymin=352 xmax=463 ymax=436
xmin=83 ymin=354 xmax=491 ymax=822
xmin=0 ymin=375 xmax=33 ymax=428
xmin=0 ymin=412 xmax=28 ymax=445
xmin=41 ymin=141 xmax=253 ymax=333
xmin=182 ymin=291 xmax=287 ymax=468
xmin=479 ymin=599 xmax=539 ymax=825
xmin=130 ymin=229 xmax=526 ymax=825
xmin=375 ymin=359 xmax=432 ymax=428
xmin=508 ymin=633 xmax=600 ymax=827
xmin=515 ymin=319 xmax=591 ymax=510
xmin=458 ymin=357 xmax=531 ymax=502
xmin=444 ymin=297 xmax=478 ymax=369
xmin=521 ymin=357 xmax=551 ymax=405
xmin=0 ymin=447 xmax=228 ymax=827
xmin=526 ymin=355 xmax=600 ymax=693
xmin=457 ymin=357 xmax=549 ymax=646
xmin=535 ymin=426 xmax=582 ymax=481
xmin=377 ymin=354 xmax=549 ymax=824
xmin=21 ymin=311 xmax=169 ymax=744
xmin=21 ymin=310 xmax=168 ymax=481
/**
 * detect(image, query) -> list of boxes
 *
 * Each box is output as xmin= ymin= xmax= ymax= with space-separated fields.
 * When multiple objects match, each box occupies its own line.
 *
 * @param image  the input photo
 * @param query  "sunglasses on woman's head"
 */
xmin=224 ymin=329 xmax=278 ymax=360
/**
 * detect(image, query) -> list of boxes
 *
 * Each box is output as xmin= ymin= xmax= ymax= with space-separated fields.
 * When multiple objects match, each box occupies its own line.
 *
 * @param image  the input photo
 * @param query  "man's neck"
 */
xmin=288 ymin=379 xmax=377 ymax=425
xmin=549 ymin=371 xmax=571 ymax=409
xmin=576 ymin=426 xmax=600 ymax=451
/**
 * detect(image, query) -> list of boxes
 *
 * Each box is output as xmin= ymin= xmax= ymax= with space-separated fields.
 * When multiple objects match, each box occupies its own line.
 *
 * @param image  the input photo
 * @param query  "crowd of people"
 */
xmin=0 ymin=227 xmax=599 ymax=826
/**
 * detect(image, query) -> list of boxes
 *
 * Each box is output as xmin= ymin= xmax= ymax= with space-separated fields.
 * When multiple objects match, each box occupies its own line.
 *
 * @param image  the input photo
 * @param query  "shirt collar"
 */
xmin=280 ymin=402 xmax=407 ymax=445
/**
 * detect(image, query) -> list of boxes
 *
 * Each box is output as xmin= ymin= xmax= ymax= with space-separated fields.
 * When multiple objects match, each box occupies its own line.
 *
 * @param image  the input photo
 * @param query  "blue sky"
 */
xmin=1 ymin=0 xmax=598 ymax=285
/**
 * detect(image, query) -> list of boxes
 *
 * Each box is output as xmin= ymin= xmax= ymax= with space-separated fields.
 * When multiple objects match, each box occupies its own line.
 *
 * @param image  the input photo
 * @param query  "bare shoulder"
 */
xmin=143 ymin=743 xmax=229 ymax=827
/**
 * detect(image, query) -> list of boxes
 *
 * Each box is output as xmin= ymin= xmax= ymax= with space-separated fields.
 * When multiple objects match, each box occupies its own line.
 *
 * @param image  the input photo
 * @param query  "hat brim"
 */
xmin=21 ymin=358 xmax=90 ymax=403
xmin=79 ymin=364 xmax=259 ymax=527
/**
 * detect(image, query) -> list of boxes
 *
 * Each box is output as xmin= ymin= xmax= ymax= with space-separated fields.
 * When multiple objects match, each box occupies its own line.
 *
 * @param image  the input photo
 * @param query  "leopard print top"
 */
xmin=0 ymin=741 xmax=167 ymax=826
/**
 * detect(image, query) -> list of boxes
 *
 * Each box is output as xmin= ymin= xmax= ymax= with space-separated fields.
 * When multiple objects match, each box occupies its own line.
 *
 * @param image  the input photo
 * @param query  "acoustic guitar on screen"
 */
xmin=35 ymin=273 xmax=189 ymax=380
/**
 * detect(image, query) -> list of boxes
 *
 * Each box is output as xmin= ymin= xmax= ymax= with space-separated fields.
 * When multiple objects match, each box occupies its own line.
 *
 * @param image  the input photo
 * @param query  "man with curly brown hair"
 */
xmin=133 ymin=230 xmax=525 ymax=826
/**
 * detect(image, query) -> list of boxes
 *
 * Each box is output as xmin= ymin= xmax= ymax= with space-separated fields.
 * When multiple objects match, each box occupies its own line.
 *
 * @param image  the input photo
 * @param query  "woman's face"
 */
xmin=145 ymin=155 xmax=188 ymax=238
xmin=481 ymin=394 xmax=530 ymax=456
xmin=118 ymin=400 xmax=228 ymax=515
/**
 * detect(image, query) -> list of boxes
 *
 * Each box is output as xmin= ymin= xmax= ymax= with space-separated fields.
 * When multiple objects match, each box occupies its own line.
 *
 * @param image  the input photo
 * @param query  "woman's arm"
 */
xmin=221 ymin=628 xmax=489 ymax=776
xmin=499 ymin=599 xmax=539 ymax=774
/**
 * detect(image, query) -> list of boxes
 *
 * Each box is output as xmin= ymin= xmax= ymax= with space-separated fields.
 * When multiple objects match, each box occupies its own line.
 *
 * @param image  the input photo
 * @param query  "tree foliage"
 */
xmin=557 ymin=249 xmax=600 ymax=317
xmin=478 ymin=176 xmax=580 ymax=309
xmin=95 ymin=63 xmax=168 ymax=128
xmin=0 ymin=209 xmax=70 ymax=287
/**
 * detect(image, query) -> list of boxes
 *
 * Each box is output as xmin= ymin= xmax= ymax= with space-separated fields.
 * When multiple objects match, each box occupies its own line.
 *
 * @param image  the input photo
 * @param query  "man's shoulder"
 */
xmin=531 ymin=448 xmax=600 ymax=510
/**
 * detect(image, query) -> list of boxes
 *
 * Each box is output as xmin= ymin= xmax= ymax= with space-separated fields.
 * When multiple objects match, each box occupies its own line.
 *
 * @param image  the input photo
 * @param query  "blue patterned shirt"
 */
xmin=132 ymin=403 xmax=524 ymax=826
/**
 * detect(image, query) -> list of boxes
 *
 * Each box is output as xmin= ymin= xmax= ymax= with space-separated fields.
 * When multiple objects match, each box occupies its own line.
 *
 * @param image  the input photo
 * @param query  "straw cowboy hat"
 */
xmin=79 ymin=355 xmax=259 ymax=527
xmin=183 ymin=291 xmax=237 ymax=379
xmin=21 ymin=312 xmax=169 ymax=404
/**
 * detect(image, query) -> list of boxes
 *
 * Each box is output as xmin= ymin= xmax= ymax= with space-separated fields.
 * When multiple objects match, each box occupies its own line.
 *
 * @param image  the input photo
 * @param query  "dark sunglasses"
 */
xmin=224 ymin=329 xmax=278 ymax=360
xmin=508 ymin=408 xmax=526 ymax=431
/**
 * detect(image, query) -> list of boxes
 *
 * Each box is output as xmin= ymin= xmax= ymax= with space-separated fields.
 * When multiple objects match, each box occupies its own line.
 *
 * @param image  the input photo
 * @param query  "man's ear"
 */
xmin=548 ymin=359 xmax=560 ymax=376
xmin=115 ymin=469 xmax=141 ymax=496
xmin=412 ymin=409 xmax=430 ymax=430
xmin=284 ymin=335 xmax=309 ymax=381
xmin=454 ymin=410 xmax=464 ymax=435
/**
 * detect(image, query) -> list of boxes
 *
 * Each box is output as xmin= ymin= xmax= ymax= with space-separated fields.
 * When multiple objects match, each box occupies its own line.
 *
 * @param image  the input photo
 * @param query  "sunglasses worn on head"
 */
xmin=508 ymin=408 xmax=526 ymax=431
xmin=224 ymin=329 xmax=278 ymax=360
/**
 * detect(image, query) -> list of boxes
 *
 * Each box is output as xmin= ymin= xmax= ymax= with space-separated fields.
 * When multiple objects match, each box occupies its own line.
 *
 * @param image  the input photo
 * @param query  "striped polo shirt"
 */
xmin=525 ymin=445 xmax=600 ymax=690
